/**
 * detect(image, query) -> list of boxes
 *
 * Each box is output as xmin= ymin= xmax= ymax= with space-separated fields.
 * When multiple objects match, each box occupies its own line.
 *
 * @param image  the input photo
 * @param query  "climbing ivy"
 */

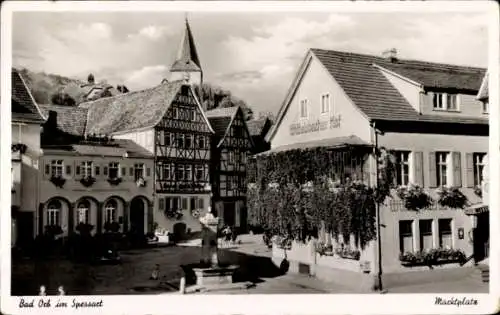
xmin=247 ymin=146 xmax=396 ymax=249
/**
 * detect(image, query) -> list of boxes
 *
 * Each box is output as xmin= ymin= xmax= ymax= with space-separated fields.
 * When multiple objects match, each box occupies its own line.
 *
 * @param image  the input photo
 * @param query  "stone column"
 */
xmin=123 ymin=201 xmax=130 ymax=233
xmin=97 ymin=202 xmax=103 ymax=234
xmin=147 ymin=201 xmax=154 ymax=233
xmin=68 ymin=202 xmax=75 ymax=235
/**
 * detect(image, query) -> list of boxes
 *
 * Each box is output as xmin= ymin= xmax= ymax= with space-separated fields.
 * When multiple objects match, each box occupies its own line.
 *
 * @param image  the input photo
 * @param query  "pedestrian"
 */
xmin=150 ymin=264 xmax=160 ymax=280
xmin=39 ymin=285 xmax=46 ymax=296
xmin=57 ymin=286 xmax=65 ymax=296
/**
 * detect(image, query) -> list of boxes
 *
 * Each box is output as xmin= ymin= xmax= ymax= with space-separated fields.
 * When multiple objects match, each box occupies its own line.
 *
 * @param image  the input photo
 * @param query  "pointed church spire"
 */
xmin=170 ymin=16 xmax=202 ymax=73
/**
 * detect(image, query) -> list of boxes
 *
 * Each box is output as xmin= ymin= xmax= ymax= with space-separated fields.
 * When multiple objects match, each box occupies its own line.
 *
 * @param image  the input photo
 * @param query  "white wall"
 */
xmin=271 ymin=54 xmax=372 ymax=148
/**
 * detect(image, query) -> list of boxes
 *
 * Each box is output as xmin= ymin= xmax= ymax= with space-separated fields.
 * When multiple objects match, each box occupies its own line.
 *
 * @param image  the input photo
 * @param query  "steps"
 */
xmin=472 ymin=264 xmax=489 ymax=283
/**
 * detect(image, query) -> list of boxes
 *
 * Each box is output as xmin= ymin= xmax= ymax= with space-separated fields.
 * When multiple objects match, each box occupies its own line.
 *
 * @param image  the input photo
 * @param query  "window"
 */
xmin=164 ymin=132 xmax=171 ymax=146
xmin=198 ymin=198 xmax=205 ymax=209
xmin=436 ymin=152 xmax=449 ymax=187
xmin=399 ymin=220 xmax=413 ymax=253
xmin=50 ymin=160 xmax=64 ymax=177
xmin=228 ymin=151 xmax=235 ymax=164
xmin=439 ymin=219 xmax=453 ymax=248
xmin=177 ymin=134 xmax=184 ymax=148
xmin=321 ymin=93 xmax=330 ymax=114
xmin=162 ymin=164 xmax=171 ymax=180
xmin=241 ymin=151 xmax=247 ymax=164
xmin=185 ymin=135 xmax=193 ymax=148
xmin=81 ymin=161 xmax=93 ymax=177
xmin=227 ymin=177 xmax=232 ymax=190
xmin=185 ymin=165 xmax=192 ymax=180
xmin=419 ymin=220 xmax=433 ymax=251
xmin=447 ymin=94 xmax=458 ymax=111
xmin=483 ymin=102 xmax=489 ymax=114
xmin=190 ymin=197 xmax=196 ymax=210
xmin=395 ymin=151 xmax=410 ymax=186
xmin=47 ymin=200 xmax=61 ymax=226
xmin=172 ymin=197 xmax=179 ymax=211
xmin=198 ymin=135 xmax=205 ymax=149
xmin=77 ymin=200 xmax=90 ymax=224
xmin=134 ymin=163 xmax=145 ymax=181
xmin=95 ymin=166 xmax=100 ymax=176
xmin=190 ymin=110 xmax=195 ymax=121
xmin=300 ymin=99 xmax=308 ymax=118
xmin=177 ymin=165 xmax=185 ymax=181
xmin=433 ymin=93 xmax=459 ymax=111
xmin=173 ymin=107 xmax=179 ymax=119
xmin=195 ymin=165 xmax=204 ymax=180
xmin=159 ymin=198 xmax=165 ymax=211
xmin=181 ymin=198 xmax=188 ymax=210
xmin=104 ymin=200 xmax=117 ymax=223
xmin=473 ymin=153 xmax=487 ymax=187
xmin=108 ymin=162 xmax=120 ymax=179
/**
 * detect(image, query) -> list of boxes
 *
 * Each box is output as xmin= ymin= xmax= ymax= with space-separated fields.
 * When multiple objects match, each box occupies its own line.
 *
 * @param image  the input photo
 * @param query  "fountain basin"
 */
xmin=182 ymin=263 xmax=239 ymax=286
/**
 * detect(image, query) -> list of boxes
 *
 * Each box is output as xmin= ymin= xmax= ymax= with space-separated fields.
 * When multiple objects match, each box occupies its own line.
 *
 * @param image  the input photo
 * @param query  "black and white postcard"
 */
xmin=1 ymin=1 xmax=498 ymax=314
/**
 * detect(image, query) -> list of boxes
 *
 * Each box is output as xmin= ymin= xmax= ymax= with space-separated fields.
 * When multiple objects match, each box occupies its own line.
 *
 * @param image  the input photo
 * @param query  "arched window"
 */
xmin=104 ymin=199 xmax=117 ymax=223
xmin=47 ymin=200 xmax=62 ymax=226
xmin=77 ymin=200 xmax=90 ymax=224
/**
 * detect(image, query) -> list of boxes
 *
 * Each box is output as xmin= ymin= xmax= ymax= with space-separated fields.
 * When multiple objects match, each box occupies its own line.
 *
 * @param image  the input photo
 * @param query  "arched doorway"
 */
xmin=130 ymin=198 xmax=145 ymax=236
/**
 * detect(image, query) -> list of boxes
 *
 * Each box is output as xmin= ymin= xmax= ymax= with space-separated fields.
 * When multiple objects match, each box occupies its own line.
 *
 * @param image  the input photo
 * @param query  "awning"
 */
xmin=464 ymin=203 xmax=489 ymax=215
xmin=255 ymin=135 xmax=371 ymax=157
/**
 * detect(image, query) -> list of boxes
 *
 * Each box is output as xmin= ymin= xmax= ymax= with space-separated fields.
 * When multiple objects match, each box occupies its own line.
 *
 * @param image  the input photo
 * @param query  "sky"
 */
xmin=13 ymin=11 xmax=488 ymax=115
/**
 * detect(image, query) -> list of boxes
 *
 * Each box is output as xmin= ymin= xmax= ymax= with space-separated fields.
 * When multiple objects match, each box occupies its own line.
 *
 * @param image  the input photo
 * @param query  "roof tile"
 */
xmin=39 ymin=104 xmax=88 ymax=136
xmin=11 ymin=69 xmax=45 ymax=123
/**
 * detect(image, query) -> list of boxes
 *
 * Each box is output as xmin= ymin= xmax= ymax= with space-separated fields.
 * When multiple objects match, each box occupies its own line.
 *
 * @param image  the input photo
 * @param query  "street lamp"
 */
xmin=372 ymin=122 xmax=384 ymax=292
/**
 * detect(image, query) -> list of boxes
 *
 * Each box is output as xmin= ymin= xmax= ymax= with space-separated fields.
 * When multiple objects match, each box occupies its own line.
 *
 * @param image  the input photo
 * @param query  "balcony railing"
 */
xmin=388 ymin=199 xmax=461 ymax=212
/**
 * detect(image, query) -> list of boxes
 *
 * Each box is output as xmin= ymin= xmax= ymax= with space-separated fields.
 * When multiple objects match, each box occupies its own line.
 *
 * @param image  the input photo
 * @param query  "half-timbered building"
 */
xmin=206 ymin=107 xmax=254 ymax=230
xmin=80 ymin=81 xmax=214 ymax=238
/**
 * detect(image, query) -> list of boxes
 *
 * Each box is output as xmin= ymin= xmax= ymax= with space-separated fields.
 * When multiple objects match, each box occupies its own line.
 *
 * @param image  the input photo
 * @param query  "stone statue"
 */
xmin=199 ymin=206 xmax=220 ymax=267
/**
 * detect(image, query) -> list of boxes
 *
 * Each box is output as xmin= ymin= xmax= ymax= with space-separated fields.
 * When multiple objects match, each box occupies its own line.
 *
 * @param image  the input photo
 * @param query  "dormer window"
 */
xmin=433 ymin=93 xmax=459 ymax=111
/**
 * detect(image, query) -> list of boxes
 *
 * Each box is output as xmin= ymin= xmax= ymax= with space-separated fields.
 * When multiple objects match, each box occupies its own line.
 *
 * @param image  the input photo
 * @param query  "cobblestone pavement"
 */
xmin=12 ymin=234 xmax=489 ymax=295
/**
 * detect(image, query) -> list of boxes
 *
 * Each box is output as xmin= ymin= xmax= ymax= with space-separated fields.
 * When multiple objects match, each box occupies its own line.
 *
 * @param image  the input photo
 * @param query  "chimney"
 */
xmin=382 ymin=48 xmax=398 ymax=62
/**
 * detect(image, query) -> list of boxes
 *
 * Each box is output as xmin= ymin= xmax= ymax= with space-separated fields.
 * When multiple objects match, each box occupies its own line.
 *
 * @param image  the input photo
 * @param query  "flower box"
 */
xmin=50 ymin=175 xmax=66 ymax=188
xmin=75 ymin=222 xmax=94 ymax=235
xmin=80 ymin=176 xmax=96 ymax=187
xmin=396 ymin=184 xmax=433 ymax=211
xmin=11 ymin=143 xmax=27 ymax=154
xmin=437 ymin=187 xmax=468 ymax=209
xmin=136 ymin=177 xmax=146 ymax=187
xmin=165 ymin=209 xmax=183 ymax=220
xmin=107 ymin=177 xmax=122 ymax=186
xmin=334 ymin=246 xmax=361 ymax=261
xmin=315 ymin=242 xmax=334 ymax=256
xmin=399 ymin=248 xmax=466 ymax=267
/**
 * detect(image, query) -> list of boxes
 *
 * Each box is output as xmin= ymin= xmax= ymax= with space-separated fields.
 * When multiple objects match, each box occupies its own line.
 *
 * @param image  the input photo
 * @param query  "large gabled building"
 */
xmin=264 ymin=48 xmax=488 ymax=290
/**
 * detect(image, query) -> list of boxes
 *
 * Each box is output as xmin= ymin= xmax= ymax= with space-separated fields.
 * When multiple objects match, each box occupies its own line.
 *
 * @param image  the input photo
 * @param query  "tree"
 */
xmin=193 ymin=83 xmax=254 ymax=120
xmin=51 ymin=92 xmax=76 ymax=106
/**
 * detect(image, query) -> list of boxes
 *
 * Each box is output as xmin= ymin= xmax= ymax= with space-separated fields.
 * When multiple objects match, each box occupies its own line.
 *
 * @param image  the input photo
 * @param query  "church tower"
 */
xmin=170 ymin=17 xmax=203 ymax=86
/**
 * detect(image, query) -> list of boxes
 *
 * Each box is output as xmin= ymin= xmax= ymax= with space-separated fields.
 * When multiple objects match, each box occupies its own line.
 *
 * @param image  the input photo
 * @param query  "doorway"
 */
xmin=223 ymin=202 xmax=235 ymax=227
xmin=473 ymin=212 xmax=489 ymax=263
xmin=130 ymin=198 xmax=145 ymax=236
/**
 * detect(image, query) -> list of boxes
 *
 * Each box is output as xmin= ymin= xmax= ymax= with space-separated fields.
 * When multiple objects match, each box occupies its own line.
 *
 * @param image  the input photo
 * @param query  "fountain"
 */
xmin=184 ymin=206 xmax=239 ymax=287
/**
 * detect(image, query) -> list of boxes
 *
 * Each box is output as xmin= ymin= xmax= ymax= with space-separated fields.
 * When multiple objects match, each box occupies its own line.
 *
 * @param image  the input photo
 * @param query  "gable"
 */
xmin=219 ymin=108 xmax=254 ymax=149
xmin=270 ymin=53 xmax=372 ymax=148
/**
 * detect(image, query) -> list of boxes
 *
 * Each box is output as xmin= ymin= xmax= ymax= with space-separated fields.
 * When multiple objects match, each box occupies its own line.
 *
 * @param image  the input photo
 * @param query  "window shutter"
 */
xmin=75 ymin=164 xmax=81 ymax=175
xmin=159 ymin=198 xmax=164 ymax=211
xmin=453 ymin=152 xmax=462 ymax=187
xmin=121 ymin=167 xmax=126 ymax=177
xmin=66 ymin=165 xmax=72 ymax=175
xmin=45 ymin=164 xmax=50 ymax=175
xmin=146 ymin=168 xmax=151 ymax=177
xmin=182 ymin=198 xmax=187 ymax=210
xmin=129 ymin=167 xmax=134 ymax=176
xmin=412 ymin=152 xmax=424 ymax=186
xmin=465 ymin=153 xmax=474 ymax=188
xmin=190 ymin=197 xmax=196 ymax=210
xmin=198 ymin=198 xmax=205 ymax=209
xmin=428 ymin=152 xmax=437 ymax=188
xmin=103 ymin=167 xmax=108 ymax=176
